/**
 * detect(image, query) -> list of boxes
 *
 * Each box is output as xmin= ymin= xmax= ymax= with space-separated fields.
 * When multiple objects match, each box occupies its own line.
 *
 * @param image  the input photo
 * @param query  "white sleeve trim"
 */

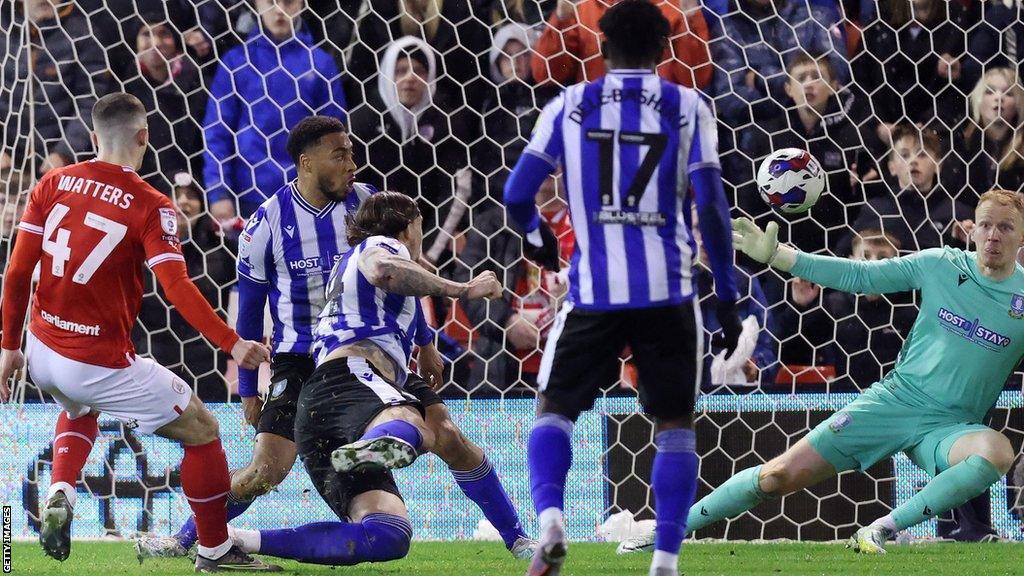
xmin=237 ymin=268 xmax=269 ymax=284
xmin=18 ymin=222 xmax=44 ymax=235
xmin=523 ymin=149 xmax=559 ymax=169
xmin=146 ymin=253 xmax=186 ymax=268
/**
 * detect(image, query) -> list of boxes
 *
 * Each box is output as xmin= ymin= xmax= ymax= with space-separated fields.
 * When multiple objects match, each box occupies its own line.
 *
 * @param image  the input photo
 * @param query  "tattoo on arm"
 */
xmin=359 ymin=246 xmax=465 ymax=297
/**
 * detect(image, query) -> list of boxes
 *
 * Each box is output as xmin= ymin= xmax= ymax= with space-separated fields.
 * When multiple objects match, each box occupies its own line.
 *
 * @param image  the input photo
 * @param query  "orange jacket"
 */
xmin=531 ymin=0 xmax=712 ymax=89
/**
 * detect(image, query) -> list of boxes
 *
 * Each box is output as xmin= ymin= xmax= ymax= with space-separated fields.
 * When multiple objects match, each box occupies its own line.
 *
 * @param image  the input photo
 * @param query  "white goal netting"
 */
xmin=1 ymin=0 xmax=1022 ymax=543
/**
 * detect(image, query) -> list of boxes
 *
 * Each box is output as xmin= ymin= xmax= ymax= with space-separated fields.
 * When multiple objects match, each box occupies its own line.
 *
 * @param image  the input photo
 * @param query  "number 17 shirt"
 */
xmin=523 ymin=69 xmax=720 ymax=310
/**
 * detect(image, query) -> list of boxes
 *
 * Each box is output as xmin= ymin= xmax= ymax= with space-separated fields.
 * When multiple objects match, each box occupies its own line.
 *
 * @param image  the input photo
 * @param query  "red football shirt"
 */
xmin=17 ymin=160 xmax=185 ymax=368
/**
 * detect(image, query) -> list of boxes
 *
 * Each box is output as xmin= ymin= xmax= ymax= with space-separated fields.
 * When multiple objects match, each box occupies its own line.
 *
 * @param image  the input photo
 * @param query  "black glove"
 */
xmin=522 ymin=222 xmax=561 ymax=271
xmin=712 ymin=299 xmax=743 ymax=358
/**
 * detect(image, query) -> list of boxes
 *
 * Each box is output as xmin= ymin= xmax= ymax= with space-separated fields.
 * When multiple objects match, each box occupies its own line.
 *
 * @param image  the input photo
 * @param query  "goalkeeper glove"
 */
xmin=712 ymin=299 xmax=743 ymax=358
xmin=732 ymin=217 xmax=779 ymax=265
xmin=523 ymin=222 xmax=561 ymax=271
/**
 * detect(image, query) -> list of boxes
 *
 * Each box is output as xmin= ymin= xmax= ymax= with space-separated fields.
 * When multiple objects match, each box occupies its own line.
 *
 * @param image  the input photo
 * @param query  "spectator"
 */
xmin=854 ymin=0 xmax=973 ymax=148
xmin=347 ymin=0 xmax=491 ymax=109
xmin=453 ymin=172 xmax=574 ymax=391
xmin=124 ymin=16 xmax=206 ymax=192
xmin=710 ymin=0 xmax=850 ymax=129
xmin=0 ymin=0 xmax=113 ymax=173
xmin=949 ymin=67 xmax=1024 ymax=200
xmin=135 ymin=174 xmax=235 ymax=401
xmin=348 ymin=36 xmax=474 ymax=265
xmin=203 ymin=0 xmax=347 ymax=220
xmin=531 ymin=0 xmax=712 ymax=89
xmin=479 ymin=23 xmax=549 ymax=203
xmin=772 ymin=276 xmax=834 ymax=374
xmin=845 ymin=124 xmax=972 ymax=254
xmin=477 ymin=0 xmax=557 ymax=26
xmin=740 ymin=53 xmax=872 ymax=255
xmin=824 ymin=230 xmax=915 ymax=391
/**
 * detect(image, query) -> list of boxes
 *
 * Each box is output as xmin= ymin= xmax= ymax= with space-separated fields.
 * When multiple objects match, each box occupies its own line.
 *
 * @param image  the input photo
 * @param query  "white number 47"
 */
xmin=42 ymin=202 xmax=127 ymax=284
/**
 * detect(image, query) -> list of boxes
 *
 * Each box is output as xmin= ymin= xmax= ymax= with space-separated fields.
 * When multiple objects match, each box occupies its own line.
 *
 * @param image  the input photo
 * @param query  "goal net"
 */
xmin=1 ymin=0 xmax=1022 ymax=543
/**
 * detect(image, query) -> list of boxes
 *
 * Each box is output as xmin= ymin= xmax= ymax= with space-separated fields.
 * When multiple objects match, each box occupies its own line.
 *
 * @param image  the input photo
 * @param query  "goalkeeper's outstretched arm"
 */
xmin=732 ymin=217 xmax=931 ymax=295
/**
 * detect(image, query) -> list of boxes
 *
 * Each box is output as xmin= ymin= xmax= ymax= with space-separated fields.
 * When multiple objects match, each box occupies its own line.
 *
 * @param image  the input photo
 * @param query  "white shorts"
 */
xmin=26 ymin=333 xmax=192 ymax=434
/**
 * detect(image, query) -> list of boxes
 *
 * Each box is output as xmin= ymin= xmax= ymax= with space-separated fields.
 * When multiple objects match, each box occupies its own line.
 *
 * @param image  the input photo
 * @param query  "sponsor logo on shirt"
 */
xmin=159 ymin=208 xmax=178 ymax=235
xmin=936 ymin=307 xmax=1011 ymax=350
xmin=287 ymin=254 xmax=343 ymax=277
xmin=829 ymin=412 xmax=852 ymax=433
xmin=39 ymin=309 xmax=101 ymax=336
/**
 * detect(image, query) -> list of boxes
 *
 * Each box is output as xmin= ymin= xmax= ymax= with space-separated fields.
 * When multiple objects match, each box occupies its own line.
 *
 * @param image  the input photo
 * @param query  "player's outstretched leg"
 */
xmin=39 ymin=410 xmax=99 ymax=561
xmin=155 ymin=395 xmax=280 ymax=572
xmin=849 ymin=430 xmax=1013 ymax=554
xmin=526 ymin=410 xmax=574 ymax=576
xmin=424 ymin=402 xmax=533 ymax=558
xmin=141 ymin=434 xmax=297 ymax=559
xmin=331 ymin=406 xmax=434 ymax=473
xmin=647 ymin=423 xmax=699 ymax=576
xmin=618 ymin=438 xmax=837 ymax=555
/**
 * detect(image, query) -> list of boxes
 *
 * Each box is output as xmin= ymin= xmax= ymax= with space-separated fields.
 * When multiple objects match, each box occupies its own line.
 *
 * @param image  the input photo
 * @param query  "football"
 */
xmin=756 ymin=148 xmax=826 ymax=214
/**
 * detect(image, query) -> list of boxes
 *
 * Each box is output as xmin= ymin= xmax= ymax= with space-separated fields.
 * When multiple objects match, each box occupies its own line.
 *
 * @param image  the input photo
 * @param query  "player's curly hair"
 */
xmin=598 ymin=0 xmax=670 ymax=69
xmin=346 ymin=191 xmax=422 ymax=246
xmin=286 ymin=116 xmax=348 ymax=165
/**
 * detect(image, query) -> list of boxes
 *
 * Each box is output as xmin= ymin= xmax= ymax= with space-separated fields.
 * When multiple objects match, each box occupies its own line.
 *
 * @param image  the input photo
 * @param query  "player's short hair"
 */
xmin=91 ymin=93 xmax=146 ymax=140
xmin=346 ymin=191 xmax=421 ymax=246
xmin=889 ymin=124 xmax=943 ymax=163
xmin=598 ymin=0 xmax=669 ymax=69
xmin=786 ymin=52 xmax=837 ymax=84
xmin=977 ymin=189 xmax=1024 ymax=222
xmin=286 ymin=116 xmax=348 ymax=165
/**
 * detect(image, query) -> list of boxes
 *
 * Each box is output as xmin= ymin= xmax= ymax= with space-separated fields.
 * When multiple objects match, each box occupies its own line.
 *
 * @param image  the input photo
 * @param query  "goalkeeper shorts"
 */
xmin=806 ymin=384 xmax=991 ymax=477
xmin=537 ymin=300 xmax=700 ymax=420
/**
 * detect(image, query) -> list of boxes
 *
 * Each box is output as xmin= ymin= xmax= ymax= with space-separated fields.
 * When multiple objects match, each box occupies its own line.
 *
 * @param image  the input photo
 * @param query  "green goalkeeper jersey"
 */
xmin=791 ymin=247 xmax=1024 ymax=423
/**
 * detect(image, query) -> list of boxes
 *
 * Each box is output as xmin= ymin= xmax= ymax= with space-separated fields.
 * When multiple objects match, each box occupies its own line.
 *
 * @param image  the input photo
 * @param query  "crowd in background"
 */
xmin=3 ymin=0 xmax=1024 ymax=401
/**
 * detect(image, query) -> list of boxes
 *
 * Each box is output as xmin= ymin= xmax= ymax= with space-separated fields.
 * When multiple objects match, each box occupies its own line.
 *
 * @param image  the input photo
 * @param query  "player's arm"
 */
xmin=358 ymin=240 xmax=501 ymax=299
xmin=0 ymin=229 xmax=43 ymax=401
xmin=732 ymin=217 xmax=935 ymax=294
xmin=0 ymin=176 xmax=53 ymax=400
xmin=688 ymin=99 xmax=742 ymax=352
xmin=504 ymin=94 xmax=564 ymax=270
xmin=143 ymin=202 xmax=268 ymax=369
xmin=235 ymin=210 xmax=273 ymax=399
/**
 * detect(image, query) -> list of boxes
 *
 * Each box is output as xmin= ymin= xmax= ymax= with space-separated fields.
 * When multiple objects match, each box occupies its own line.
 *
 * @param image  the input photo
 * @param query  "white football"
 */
xmin=755 ymin=148 xmax=826 ymax=214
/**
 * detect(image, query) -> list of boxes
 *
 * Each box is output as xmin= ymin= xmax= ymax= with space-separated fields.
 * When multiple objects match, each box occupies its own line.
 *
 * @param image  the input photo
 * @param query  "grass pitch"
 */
xmin=8 ymin=540 xmax=1020 ymax=575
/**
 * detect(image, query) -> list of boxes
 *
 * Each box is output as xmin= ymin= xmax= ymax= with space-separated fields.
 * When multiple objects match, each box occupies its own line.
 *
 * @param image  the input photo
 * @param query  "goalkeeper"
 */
xmin=678 ymin=189 xmax=1018 ymax=552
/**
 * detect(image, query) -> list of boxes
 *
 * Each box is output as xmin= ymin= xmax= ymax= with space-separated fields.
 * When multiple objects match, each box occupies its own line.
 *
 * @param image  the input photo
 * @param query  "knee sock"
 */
xmin=650 ymin=429 xmax=699 ymax=571
xmin=181 ymin=440 xmax=231 ymax=559
xmin=360 ymin=420 xmax=423 ymax=453
xmin=685 ymin=465 xmax=767 ymax=535
xmin=175 ymin=489 xmax=253 ymax=550
xmin=245 ymin=514 xmax=412 ymax=565
xmin=49 ymin=411 xmax=99 ymax=509
xmin=451 ymin=457 xmax=526 ymax=549
xmin=883 ymin=455 xmax=1002 ymax=532
xmin=527 ymin=413 xmax=574 ymax=528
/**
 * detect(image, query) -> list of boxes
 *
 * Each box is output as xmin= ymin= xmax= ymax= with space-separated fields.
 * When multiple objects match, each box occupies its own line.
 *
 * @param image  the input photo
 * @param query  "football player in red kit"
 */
xmin=0 ymin=93 xmax=278 ymax=572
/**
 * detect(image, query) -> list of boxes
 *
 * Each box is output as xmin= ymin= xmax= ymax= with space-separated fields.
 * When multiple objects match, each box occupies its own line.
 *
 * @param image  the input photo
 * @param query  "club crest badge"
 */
xmin=1009 ymin=294 xmax=1024 ymax=319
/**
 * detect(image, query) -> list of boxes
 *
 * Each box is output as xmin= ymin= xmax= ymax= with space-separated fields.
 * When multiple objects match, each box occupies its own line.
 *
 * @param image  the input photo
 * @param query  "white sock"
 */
xmin=651 ymin=549 xmax=678 ymax=570
xmin=229 ymin=526 xmax=261 ymax=554
xmin=197 ymin=538 xmax=233 ymax=560
xmin=47 ymin=482 xmax=76 ymax=509
xmin=871 ymin=515 xmax=897 ymax=533
xmin=538 ymin=507 xmax=564 ymax=532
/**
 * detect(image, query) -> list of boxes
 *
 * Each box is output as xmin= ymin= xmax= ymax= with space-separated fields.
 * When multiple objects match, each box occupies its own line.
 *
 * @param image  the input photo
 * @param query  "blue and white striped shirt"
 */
xmin=237 ymin=181 xmax=375 ymax=355
xmin=513 ymin=70 xmax=722 ymax=310
xmin=312 ymin=235 xmax=430 ymax=385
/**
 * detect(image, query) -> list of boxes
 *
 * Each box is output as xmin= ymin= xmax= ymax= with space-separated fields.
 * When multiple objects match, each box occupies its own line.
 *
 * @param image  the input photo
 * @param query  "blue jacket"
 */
xmin=202 ymin=27 xmax=347 ymax=214
xmin=709 ymin=0 xmax=849 ymax=126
